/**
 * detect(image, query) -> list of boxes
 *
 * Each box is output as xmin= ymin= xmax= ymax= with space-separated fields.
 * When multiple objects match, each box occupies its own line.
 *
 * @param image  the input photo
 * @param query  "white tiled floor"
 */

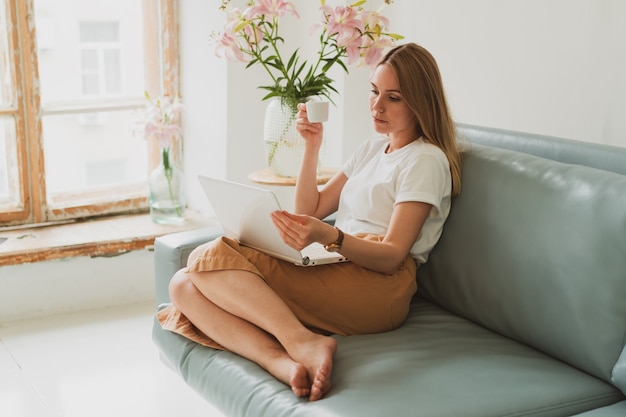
xmin=0 ymin=302 xmax=225 ymax=417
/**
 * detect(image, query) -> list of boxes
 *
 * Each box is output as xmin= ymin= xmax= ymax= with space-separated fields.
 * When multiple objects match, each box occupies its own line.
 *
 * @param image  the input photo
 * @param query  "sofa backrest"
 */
xmin=457 ymin=123 xmax=626 ymax=176
xmin=418 ymin=143 xmax=626 ymax=394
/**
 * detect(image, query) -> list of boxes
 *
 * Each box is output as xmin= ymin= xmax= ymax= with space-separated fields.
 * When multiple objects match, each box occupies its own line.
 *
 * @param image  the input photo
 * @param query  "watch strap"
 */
xmin=324 ymin=227 xmax=344 ymax=252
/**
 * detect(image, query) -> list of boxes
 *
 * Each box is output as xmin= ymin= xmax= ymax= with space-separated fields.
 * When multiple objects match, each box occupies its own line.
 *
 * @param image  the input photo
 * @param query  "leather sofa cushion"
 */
xmin=419 ymin=145 xmax=626 ymax=392
xmin=573 ymin=401 xmax=626 ymax=416
xmin=153 ymin=298 xmax=622 ymax=417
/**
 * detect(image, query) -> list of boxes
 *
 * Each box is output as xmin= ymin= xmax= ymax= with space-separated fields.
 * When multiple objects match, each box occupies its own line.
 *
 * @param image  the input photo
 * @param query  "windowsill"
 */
xmin=0 ymin=210 xmax=215 ymax=266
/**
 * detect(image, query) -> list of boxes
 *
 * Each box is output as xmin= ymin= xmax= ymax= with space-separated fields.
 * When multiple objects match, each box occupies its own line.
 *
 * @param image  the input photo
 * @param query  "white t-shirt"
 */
xmin=334 ymin=135 xmax=452 ymax=264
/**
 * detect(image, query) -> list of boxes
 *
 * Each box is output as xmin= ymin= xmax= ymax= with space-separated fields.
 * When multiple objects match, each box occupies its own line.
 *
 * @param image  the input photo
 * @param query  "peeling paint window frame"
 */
xmin=0 ymin=0 xmax=179 ymax=227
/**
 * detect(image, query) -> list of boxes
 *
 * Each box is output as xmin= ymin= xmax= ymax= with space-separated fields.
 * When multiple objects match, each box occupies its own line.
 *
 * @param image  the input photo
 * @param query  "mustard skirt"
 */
xmin=158 ymin=235 xmax=417 ymax=350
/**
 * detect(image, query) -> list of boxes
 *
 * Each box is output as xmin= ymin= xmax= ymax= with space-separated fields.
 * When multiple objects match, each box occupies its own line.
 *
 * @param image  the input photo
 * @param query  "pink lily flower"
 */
xmin=215 ymin=33 xmax=246 ymax=62
xmin=362 ymin=10 xmax=390 ymax=33
xmin=146 ymin=122 xmax=182 ymax=149
xmin=322 ymin=5 xmax=365 ymax=48
xmin=362 ymin=34 xmax=393 ymax=67
xmin=344 ymin=35 xmax=364 ymax=65
xmin=160 ymin=97 xmax=184 ymax=120
xmin=247 ymin=0 xmax=299 ymax=20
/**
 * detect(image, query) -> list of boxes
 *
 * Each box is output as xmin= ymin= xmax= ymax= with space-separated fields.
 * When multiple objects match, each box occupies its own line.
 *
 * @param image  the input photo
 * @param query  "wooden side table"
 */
xmin=248 ymin=167 xmax=337 ymax=186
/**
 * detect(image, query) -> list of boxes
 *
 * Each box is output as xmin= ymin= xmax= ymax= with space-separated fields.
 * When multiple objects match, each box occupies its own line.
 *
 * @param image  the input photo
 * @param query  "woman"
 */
xmin=158 ymin=42 xmax=462 ymax=401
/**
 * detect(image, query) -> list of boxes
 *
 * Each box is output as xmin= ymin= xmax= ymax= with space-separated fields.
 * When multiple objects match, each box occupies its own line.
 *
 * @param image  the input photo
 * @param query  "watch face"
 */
xmin=325 ymin=244 xmax=340 ymax=252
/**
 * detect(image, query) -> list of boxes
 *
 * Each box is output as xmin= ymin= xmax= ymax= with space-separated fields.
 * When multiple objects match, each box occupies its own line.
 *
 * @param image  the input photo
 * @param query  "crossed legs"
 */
xmin=168 ymin=268 xmax=337 ymax=401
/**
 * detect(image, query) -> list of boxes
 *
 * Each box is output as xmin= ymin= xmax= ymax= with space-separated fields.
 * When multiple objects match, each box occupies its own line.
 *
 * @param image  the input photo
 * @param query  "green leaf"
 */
xmin=245 ymin=59 xmax=259 ymax=69
xmin=285 ymin=50 xmax=299 ymax=71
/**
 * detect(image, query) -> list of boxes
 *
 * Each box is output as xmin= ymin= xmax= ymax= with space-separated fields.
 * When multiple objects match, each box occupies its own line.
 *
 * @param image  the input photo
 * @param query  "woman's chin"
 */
xmin=372 ymin=122 xmax=388 ymax=134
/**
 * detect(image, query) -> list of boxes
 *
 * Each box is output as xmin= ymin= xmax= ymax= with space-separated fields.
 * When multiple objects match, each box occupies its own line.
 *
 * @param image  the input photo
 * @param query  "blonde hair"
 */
xmin=379 ymin=43 xmax=462 ymax=196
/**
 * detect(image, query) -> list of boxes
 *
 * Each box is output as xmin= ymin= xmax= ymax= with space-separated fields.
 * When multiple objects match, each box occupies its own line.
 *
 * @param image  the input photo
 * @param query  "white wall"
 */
xmin=0 ymin=250 xmax=154 ymax=322
xmin=180 ymin=0 xmax=626 ymax=215
xmin=4 ymin=1 xmax=624 ymax=321
xmin=388 ymin=0 xmax=626 ymax=147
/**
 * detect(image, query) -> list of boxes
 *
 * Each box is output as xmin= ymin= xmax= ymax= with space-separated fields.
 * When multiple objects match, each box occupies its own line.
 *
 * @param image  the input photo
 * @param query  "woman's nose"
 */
xmin=371 ymin=96 xmax=384 ymax=113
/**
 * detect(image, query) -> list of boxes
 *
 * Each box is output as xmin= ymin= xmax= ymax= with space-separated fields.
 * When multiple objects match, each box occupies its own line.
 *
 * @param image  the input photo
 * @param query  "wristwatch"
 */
xmin=324 ymin=226 xmax=344 ymax=252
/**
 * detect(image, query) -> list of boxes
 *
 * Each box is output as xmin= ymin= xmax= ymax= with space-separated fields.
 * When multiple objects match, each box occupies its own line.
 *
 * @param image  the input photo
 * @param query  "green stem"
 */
xmin=162 ymin=147 xmax=183 ymax=217
xmin=266 ymin=18 xmax=291 ymax=81
xmin=245 ymin=18 xmax=283 ymax=87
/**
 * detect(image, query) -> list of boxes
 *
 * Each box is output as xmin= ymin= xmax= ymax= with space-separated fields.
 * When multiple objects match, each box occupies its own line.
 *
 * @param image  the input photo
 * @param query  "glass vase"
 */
xmin=149 ymin=150 xmax=185 ymax=225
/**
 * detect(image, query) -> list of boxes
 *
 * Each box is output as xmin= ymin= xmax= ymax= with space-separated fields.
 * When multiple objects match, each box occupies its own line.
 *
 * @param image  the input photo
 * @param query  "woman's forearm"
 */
xmin=294 ymin=144 xmax=322 ymax=215
xmin=338 ymin=234 xmax=409 ymax=275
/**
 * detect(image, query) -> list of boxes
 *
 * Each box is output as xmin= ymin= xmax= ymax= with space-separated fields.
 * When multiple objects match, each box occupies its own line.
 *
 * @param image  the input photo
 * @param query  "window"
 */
xmin=78 ymin=21 xmax=122 ymax=97
xmin=0 ymin=0 xmax=179 ymax=226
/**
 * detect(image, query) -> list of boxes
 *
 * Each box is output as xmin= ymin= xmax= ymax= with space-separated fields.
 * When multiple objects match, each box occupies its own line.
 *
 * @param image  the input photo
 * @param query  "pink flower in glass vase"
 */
xmin=144 ymin=122 xmax=181 ymax=150
xmin=138 ymin=92 xmax=185 ymax=220
xmin=142 ymin=94 xmax=183 ymax=149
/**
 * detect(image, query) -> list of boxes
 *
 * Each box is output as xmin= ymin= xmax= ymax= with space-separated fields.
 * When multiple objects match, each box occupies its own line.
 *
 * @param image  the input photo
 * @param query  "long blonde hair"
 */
xmin=379 ymin=43 xmax=462 ymax=196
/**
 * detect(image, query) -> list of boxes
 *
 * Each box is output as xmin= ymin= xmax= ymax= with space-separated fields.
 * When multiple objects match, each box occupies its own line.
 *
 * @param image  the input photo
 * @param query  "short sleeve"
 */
xmin=395 ymin=149 xmax=450 ymax=217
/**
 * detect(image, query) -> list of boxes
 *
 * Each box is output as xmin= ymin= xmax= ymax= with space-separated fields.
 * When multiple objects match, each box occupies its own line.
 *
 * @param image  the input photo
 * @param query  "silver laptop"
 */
xmin=198 ymin=175 xmax=349 ymax=267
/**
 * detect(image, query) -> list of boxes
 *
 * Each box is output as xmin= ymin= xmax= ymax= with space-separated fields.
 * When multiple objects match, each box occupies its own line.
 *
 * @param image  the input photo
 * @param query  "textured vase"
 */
xmin=148 ymin=150 xmax=185 ymax=225
xmin=263 ymin=98 xmax=305 ymax=177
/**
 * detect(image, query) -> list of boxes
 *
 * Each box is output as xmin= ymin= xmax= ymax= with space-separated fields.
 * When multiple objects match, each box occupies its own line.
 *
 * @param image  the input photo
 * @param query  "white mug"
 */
xmin=305 ymin=100 xmax=329 ymax=123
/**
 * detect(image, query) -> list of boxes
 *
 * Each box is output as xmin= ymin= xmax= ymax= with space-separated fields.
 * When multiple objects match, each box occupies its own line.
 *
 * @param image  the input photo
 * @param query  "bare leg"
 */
xmin=187 ymin=269 xmax=337 ymax=400
xmin=170 ymin=271 xmax=312 ymax=397
xmin=170 ymin=271 xmax=336 ymax=400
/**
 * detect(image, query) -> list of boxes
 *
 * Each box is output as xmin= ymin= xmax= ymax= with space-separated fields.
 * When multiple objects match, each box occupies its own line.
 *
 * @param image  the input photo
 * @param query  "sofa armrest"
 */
xmin=153 ymin=225 xmax=224 ymax=306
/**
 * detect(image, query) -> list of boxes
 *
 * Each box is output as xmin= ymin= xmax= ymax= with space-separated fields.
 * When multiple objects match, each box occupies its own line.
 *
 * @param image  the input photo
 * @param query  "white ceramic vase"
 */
xmin=263 ymin=98 xmax=305 ymax=177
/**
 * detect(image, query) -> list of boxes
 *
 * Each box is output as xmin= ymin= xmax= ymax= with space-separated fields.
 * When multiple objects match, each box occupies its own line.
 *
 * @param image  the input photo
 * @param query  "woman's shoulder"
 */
xmin=403 ymin=139 xmax=450 ymax=171
xmin=412 ymin=138 xmax=448 ymax=158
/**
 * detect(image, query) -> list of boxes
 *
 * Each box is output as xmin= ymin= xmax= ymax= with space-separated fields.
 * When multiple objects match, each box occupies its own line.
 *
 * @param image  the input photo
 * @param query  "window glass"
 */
xmin=0 ymin=2 xmax=19 ymax=209
xmin=0 ymin=121 xmax=10 ymax=201
xmin=0 ymin=0 xmax=13 ymax=107
xmin=0 ymin=116 xmax=19 ymax=207
xmin=42 ymin=109 xmax=147 ymax=198
xmin=103 ymin=49 xmax=122 ymax=94
xmin=34 ymin=0 xmax=149 ymax=208
xmin=36 ymin=1 xmax=144 ymax=102
xmin=79 ymin=21 xmax=119 ymax=43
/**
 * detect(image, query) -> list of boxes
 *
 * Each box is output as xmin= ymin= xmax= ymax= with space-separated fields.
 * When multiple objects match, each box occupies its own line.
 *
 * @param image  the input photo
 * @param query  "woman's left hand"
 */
xmin=270 ymin=210 xmax=329 ymax=251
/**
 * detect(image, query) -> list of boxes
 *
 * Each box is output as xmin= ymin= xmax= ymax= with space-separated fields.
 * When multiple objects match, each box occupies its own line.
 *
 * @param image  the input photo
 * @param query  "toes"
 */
xmin=309 ymin=387 xmax=322 ymax=401
xmin=309 ymin=370 xmax=330 ymax=401
xmin=289 ymin=363 xmax=311 ymax=398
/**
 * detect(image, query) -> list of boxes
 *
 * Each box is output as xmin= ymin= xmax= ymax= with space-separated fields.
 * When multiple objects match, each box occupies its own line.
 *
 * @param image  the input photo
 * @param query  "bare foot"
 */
xmin=287 ymin=334 xmax=337 ymax=401
xmin=263 ymin=351 xmax=311 ymax=397
xmin=288 ymin=362 xmax=311 ymax=398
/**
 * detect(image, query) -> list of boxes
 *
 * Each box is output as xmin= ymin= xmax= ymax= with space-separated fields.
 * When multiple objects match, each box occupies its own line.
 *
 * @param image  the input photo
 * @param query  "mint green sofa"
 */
xmin=152 ymin=124 xmax=626 ymax=416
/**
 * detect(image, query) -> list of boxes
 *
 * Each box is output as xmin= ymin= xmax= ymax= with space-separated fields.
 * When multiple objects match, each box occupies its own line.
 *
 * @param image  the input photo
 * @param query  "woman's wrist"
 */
xmin=323 ymin=226 xmax=344 ymax=252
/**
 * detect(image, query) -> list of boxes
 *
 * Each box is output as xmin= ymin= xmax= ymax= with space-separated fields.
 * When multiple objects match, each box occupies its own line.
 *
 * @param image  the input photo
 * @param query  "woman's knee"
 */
xmin=168 ymin=269 xmax=193 ymax=306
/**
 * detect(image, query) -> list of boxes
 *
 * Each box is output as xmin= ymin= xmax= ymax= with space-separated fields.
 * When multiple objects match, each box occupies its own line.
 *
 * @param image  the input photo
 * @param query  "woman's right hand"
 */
xmin=295 ymin=103 xmax=324 ymax=149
